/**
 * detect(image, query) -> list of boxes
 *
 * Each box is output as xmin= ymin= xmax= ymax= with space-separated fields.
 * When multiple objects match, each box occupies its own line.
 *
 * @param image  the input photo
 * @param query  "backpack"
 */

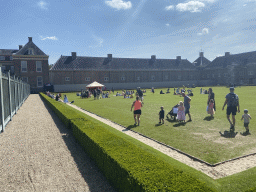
xmin=230 ymin=93 xmax=238 ymax=107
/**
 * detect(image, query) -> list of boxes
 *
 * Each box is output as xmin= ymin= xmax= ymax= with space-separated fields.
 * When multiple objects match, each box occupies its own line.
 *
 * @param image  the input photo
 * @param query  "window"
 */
xmin=10 ymin=56 xmax=13 ymax=60
xmin=190 ymin=75 xmax=193 ymax=79
xmin=65 ymin=77 xmax=70 ymax=81
xmin=224 ymin=73 xmax=227 ymax=77
xmin=85 ymin=77 xmax=90 ymax=81
xmin=218 ymin=73 xmax=221 ymax=77
xmin=248 ymin=71 xmax=253 ymax=75
xmin=151 ymin=76 xmax=155 ymax=81
xmin=121 ymin=76 xmax=125 ymax=81
xmin=36 ymin=61 xmax=42 ymax=72
xmin=22 ymin=77 xmax=28 ymax=83
xmin=104 ymin=77 xmax=109 ymax=81
xmin=165 ymin=75 xmax=168 ymax=80
xmin=207 ymin=74 xmax=210 ymax=78
xmin=212 ymin=74 xmax=215 ymax=78
xmin=1 ymin=66 xmax=6 ymax=73
xmin=28 ymin=48 xmax=33 ymax=55
xmin=21 ymin=61 xmax=27 ymax=72
xmin=37 ymin=76 xmax=43 ymax=87
xmin=137 ymin=76 xmax=140 ymax=81
xmin=239 ymin=71 xmax=243 ymax=76
xmin=231 ymin=72 xmax=235 ymax=76
xmin=178 ymin=75 xmax=181 ymax=80
xmin=0 ymin=56 xmax=5 ymax=60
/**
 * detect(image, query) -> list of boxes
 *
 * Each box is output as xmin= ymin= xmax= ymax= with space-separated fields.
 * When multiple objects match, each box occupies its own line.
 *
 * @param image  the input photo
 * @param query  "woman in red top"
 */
xmin=131 ymin=96 xmax=143 ymax=126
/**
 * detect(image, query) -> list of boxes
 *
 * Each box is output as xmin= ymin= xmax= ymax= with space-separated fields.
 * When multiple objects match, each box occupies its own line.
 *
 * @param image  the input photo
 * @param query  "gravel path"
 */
xmin=0 ymin=95 xmax=116 ymax=192
xmin=66 ymin=103 xmax=256 ymax=180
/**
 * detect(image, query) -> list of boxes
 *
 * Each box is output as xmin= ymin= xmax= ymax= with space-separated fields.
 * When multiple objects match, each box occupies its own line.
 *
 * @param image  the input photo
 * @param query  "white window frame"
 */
xmin=9 ymin=56 xmax=13 ymax=60
xmin=85 ymin=77 xmax=90 ymax=81
xmin=121 ymin=76 xmax=125 ymax=81
xmin=137 ymin=76 xmax=140 ymax=81
xmin=248 ymin=71 xmax=253 ymax=75
xmin=65 ymin=77 xmax=70 ymax=81
xmin=37 ymin=76 xmax=43 ymax=87
xmin=0 ymin=56 xmax=5 ymax=60
xmin=22 ymin=77 xmax=28 ymax=83
xmin=36 ymin=61 xmax=42 ymax=72
xmin=104 ymin=77 xmax=109 ymax=81
xmin=151 ymin=75 xmax=155 ymax=81
xmin=28 ymin=48 xmax=33 ymax=55
xmin=21 ymin=61 xmax=27 ymax=72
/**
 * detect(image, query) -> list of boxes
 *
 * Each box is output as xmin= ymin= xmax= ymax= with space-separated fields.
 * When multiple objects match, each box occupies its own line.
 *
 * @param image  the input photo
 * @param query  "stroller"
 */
xmin=166 ymin=104 xmax=179 ymax=120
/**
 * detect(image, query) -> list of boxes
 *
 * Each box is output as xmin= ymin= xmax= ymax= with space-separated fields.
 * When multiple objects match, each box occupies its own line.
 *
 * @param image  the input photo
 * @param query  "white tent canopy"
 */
xmin=86 ymin=81 xmax=104 ymax=88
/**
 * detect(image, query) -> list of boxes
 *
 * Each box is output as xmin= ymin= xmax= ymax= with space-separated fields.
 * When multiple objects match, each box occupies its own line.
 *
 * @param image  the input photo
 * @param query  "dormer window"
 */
xmin=28 ymin=48 xmax=33 ymax=55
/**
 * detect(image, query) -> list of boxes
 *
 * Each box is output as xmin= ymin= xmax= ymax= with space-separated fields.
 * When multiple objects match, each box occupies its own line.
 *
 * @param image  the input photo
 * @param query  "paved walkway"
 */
xmin=0 ymin=95 xmax=116 ymax=192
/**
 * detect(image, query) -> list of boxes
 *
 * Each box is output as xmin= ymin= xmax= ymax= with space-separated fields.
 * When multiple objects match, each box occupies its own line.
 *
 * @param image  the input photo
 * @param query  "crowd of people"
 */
xmin=46 ymin=85 xmax=251 ymax=136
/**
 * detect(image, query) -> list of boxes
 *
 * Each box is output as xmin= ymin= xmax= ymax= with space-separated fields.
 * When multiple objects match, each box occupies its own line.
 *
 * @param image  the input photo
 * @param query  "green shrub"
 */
xmin=40 ymin=93 xmax=216 ymax=191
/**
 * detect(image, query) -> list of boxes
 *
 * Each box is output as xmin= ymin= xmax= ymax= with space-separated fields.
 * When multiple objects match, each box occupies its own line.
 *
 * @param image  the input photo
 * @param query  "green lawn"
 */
xmin=61 ymin=86 xmax=256 ymax=164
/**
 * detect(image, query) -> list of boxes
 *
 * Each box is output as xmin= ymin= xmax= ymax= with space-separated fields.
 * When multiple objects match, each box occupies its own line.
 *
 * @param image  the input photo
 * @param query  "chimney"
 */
xmin=108 ymin=54 xmax=112 ymax=60
xmin=28 ymin=37 xmax=32 ymax=42
xmin=19 ymin=45 xmax=23 ymax=50
xmin=225 ymin=52 xmax=230 ymax=57
xmin=199 ymin=52 xmax=204 ymax=57
xmin=176 ymin=56 xmax=181 ymax=66
xmin=151 ymin=55 xmax=156 ymax=60
xmin=72 ymin=52 xmax=77 ymax=60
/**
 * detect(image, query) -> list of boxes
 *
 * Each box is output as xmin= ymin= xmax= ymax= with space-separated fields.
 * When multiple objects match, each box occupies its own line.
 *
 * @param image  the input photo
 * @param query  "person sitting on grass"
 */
xmin=159 ymin=106 xmax=165 ymax=124
xmin=241 ymin=109 xmax=251 ymax=135
xmin=177 ymin=101 xmax=185 ymax=122
xmin=207 ymin=99 xmax=215 ymax=117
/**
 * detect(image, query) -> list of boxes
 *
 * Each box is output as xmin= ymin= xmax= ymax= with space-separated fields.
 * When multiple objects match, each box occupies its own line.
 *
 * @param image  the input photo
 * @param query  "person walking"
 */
xmin=222 ymin=87 xmax=240 ymax=132
xmin=158 ymin=106 xmax=165 ymax=124
xmin=181 ymin=92 xmax=192 ymax=122
xmin=241 ymin=109 xmax=251 ymax=135
xmin=131 ymin=96 xmax=143 ymax=126
xmin=207 ymin=88 xmax=216 ymax=111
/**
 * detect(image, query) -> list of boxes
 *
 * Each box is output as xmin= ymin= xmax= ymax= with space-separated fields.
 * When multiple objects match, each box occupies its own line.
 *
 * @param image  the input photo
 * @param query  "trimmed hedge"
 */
xmin=40 ymin=93 xmax=216 ymax=192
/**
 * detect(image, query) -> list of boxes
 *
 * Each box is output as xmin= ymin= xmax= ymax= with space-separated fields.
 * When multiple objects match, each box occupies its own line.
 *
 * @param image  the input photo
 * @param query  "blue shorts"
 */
xmin=134 ymin=110 xmax=141 ymax=115
xmin=227 ymin=106 xmax=237 ymax=115
xmin=185 ymin=107 xmax=190 ymax=114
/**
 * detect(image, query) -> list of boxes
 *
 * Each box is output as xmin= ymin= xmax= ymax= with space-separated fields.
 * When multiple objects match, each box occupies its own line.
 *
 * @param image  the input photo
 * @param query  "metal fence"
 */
xmin=0 ymin=71 xmax=30 ymax=132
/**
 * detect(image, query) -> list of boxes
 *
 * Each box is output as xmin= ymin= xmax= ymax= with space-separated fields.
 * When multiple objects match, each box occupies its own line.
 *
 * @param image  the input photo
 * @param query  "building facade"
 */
xmin=0 ymin=37 xmax=49 ymax=93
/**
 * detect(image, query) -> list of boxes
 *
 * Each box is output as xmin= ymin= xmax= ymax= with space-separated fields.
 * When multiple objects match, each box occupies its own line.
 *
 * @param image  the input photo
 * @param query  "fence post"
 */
xmin=0 ymin=70 xmax=5 ymax=132
xmin=14 ymin=76 xmax=17 ymax=114
xmin=8 ymin=72 xmax=12 ymax=121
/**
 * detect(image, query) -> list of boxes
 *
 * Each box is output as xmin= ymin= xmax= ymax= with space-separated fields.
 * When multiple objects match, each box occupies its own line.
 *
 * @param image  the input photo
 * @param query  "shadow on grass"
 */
xmin=219 ymin=130 xmax=238 ymax=138
xmin=166 ymin=118 xmax=176 ymax=123
xmin=173 ymin=122 xmax=186 ymax=127
xmin=155 ymin=123 xmax=162 ymax=127
xmin=123 ymin=125 xmax=137 ymax=131
xmin=203 ymin=116 xmax=214 ymax=121
xmin=40 ymin=97 xmax=116 ymax=192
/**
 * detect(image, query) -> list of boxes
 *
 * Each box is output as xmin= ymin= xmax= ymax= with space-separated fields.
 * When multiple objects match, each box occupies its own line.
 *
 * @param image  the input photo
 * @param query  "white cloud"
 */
xmin=165 ymin=5 xmax=174 ymax=10
xmin=199 ymin=0 xmax=215 ymax=3
xmin=40 ymin=36 xmax=58 ymax=40
xmin=89 ymin=35 xmax=104 ymax=48
xmin=166 ymin=23 xmax=170 ymax=26
xmin=176 ymin=1 xmax=205 ymax=13
xmin=37 ymin=1 xmax=48 ymax=10
xmin=105 ymin=0 xmax=132 ymax=10
xmin=197 ymin=28 xmax=209 ymax=35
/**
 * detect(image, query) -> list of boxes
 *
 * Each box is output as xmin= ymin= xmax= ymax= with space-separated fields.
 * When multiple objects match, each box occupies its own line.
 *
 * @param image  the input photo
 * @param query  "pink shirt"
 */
xmin=134 ymin=100 xmax=142 ymax=111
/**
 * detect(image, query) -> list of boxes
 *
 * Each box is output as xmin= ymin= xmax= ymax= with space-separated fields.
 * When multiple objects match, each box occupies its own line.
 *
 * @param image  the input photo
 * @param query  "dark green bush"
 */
xmin=40 ymin=93 xmax=216 ymax=192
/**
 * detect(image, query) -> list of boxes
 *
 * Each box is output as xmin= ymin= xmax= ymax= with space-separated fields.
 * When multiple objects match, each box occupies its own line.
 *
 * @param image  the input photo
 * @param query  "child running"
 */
xmin=177 ymin=101 xmax=185 ymax=122
xmin=241 ymin=109 xmax=252 ymax=135
xmin=208 ymin=99 xmax=215 ymax=117
xmin=159 ymin=106 xmax=165 ymax=124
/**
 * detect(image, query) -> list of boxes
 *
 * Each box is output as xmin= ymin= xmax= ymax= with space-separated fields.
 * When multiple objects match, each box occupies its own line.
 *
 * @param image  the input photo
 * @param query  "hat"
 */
xmin=230 ymin=87 xmax=234 ymax=90
xmin=244 ymin=109 xmax=248 ymax=112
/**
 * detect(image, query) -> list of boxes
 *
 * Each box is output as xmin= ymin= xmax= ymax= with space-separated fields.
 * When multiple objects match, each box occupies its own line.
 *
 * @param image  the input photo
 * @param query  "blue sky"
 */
xmin=1 ymin=0 xmax=256 ymax=64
